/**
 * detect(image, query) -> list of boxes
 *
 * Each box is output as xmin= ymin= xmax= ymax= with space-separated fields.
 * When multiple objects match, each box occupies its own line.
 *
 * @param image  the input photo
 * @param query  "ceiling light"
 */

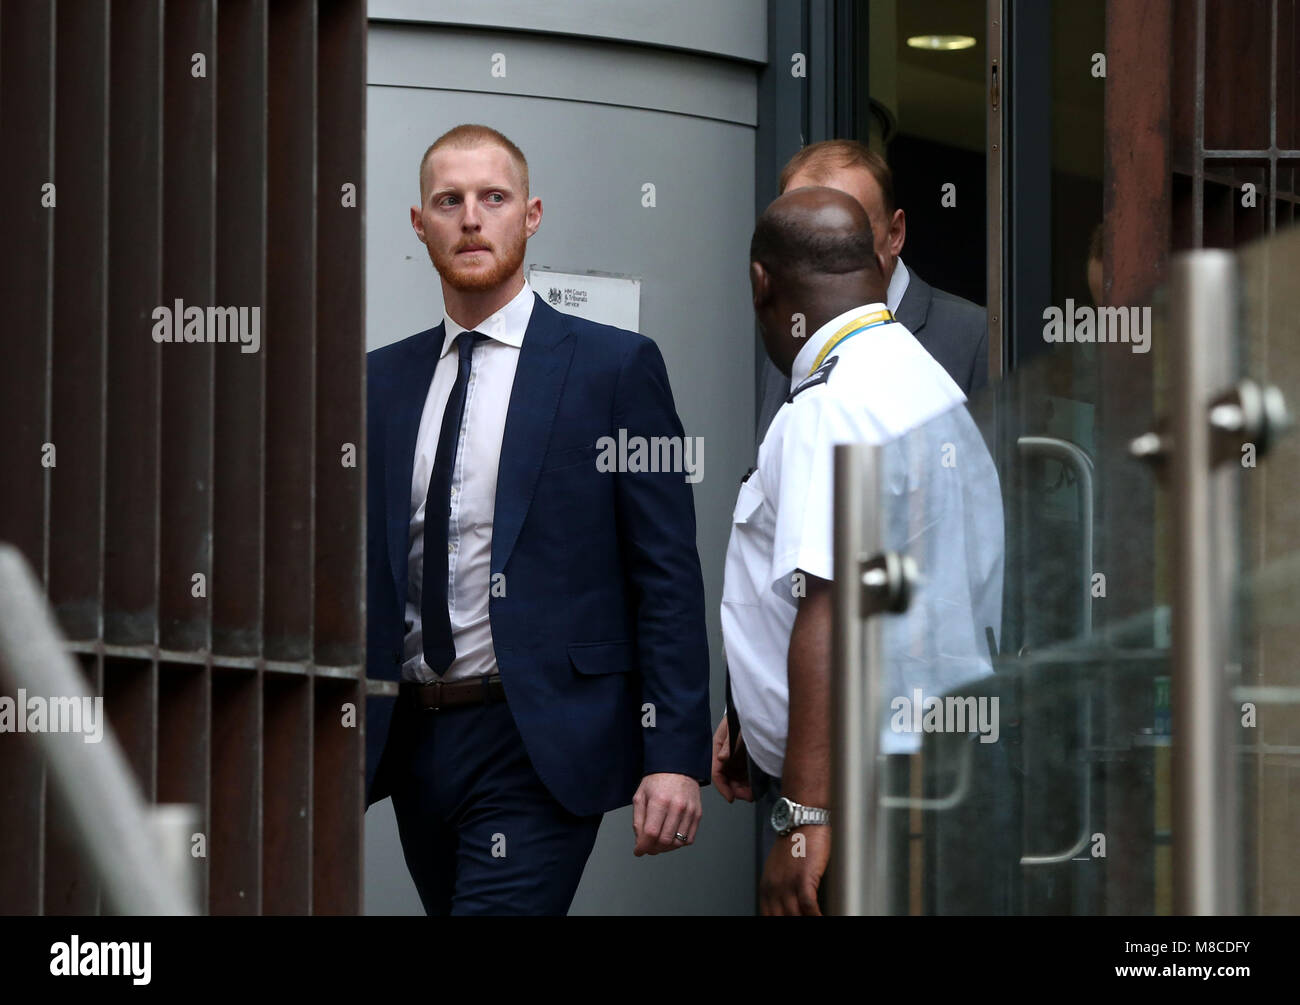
xmin=906 ymin=34 xmax=977 ymax=51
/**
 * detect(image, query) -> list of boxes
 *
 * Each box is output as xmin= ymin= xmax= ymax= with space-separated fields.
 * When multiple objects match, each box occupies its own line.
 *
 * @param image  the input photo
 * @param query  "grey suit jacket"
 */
xmin=754 ymin=267 xmax=988 ymax=447
xmin=895 ymin=269 xmax=988 ymax=400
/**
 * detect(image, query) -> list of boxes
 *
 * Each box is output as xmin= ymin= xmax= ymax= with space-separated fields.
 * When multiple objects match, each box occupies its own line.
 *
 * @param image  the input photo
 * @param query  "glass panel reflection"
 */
xmin=866 ymin=336 xmax=1171 ymax=915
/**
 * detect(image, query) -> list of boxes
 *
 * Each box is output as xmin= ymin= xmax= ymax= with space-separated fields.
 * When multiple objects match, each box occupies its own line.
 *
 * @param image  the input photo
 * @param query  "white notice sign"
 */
xmin=527 ymin=266 xmax=641 ymax=333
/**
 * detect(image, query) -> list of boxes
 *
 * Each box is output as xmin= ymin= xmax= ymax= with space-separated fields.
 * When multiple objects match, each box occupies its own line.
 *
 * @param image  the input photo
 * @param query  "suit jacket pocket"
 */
xmin=568 ymin=640 xmax=634 ymax=675
xmin=540 ymin=443 xmax=599 ymax=473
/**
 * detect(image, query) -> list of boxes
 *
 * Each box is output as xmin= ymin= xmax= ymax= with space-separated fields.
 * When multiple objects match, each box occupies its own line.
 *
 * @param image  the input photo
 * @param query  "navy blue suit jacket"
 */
xmin=365 ymin=292 xmax=712 ymax=817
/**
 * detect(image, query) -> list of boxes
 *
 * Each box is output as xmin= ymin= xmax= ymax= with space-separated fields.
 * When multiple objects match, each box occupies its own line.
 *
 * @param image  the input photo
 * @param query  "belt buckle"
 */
xmin=411 ymin=678 xmax=443 ymax=712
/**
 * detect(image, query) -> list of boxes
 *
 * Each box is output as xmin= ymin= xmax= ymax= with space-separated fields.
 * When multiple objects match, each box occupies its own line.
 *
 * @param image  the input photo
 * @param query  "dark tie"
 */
xmin=421 ymin=331 xmax=486 ymax=675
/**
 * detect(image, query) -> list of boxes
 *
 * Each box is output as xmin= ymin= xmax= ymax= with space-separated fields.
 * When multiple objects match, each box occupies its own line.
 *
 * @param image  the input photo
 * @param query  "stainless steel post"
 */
xmin=830 ymin=443 xmax=886 ymax=916
xmin=1168 ymin=250 xmax=1239 ymax=915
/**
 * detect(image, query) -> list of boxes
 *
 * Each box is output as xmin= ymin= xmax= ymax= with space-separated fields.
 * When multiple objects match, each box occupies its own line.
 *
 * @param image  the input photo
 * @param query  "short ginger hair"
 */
xmin=778 ymin=139 xmax=896 ymax=216
xmin=418 ymin=124 xmax=530 ymax=201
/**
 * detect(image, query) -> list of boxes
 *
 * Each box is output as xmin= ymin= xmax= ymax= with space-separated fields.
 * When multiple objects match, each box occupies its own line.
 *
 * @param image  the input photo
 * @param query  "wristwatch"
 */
xmin=770 ymin=796 xmax=830 ymax=836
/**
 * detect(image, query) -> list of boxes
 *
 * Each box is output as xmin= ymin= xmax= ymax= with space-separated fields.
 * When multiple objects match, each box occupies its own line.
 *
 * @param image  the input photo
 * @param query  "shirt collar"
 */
xmin=790 ymin=301 xmax=890 ymax=389
xmin=886 ymin=257 xmax=910 ymax=313
xmin=441 ymin=278 xmax=535 ymax=357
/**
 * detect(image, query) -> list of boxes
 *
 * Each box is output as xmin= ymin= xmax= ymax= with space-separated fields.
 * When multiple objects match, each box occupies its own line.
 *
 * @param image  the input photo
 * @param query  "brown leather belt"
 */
xmin=399 ymin=674 xmax=506 ymax=712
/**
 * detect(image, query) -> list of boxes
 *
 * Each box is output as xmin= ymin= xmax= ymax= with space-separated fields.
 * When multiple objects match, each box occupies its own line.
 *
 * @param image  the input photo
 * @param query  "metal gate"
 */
xmin=0 ymin=0 xmax=367 ymax=915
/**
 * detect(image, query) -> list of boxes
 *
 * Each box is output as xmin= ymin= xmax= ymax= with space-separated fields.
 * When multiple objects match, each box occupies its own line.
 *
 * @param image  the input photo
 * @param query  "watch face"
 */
xmin=771 ymin=798 xmax=793 ymax=832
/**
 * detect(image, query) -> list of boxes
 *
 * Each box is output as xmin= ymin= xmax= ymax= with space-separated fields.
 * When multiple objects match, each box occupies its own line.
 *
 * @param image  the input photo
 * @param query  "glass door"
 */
xmin=831 ymin=337 xmax=1173 ymax=915
xmin=1233 ymin=228 xmax=1300 ymax=914
xmin=830 ymin=228 xmax=1300 ymax=915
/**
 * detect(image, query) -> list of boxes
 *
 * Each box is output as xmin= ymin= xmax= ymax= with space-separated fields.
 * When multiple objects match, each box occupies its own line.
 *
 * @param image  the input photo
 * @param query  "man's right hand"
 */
xmin=711 ymin=715 xmax=754 ymax=802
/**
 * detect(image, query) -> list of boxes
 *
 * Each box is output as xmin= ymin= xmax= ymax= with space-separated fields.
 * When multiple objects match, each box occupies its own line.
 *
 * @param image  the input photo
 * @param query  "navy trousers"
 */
xmin=383 ymin=694 xmax=603 ymax=915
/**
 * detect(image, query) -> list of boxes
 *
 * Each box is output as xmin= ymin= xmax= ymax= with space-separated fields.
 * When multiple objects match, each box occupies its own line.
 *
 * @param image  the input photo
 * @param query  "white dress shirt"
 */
xmin=886 ymin=256 xmax=911 ymax=312
xmin=721 ymin=302 xmax=1004 ymax=777
xmin=403 ymin=279 xmax=535 ymax=683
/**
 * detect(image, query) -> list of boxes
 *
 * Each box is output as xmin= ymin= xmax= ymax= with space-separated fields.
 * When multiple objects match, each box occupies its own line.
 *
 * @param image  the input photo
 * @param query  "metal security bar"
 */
xmin=1175 ymin=0 xmax=1300 ymax=247
xmin=0 ymin=0 xmax=367 ymax=916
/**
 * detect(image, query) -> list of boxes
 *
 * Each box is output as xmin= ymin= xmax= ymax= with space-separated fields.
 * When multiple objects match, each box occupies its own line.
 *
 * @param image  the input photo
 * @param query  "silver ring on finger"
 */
xmin=674 ymin=832 xmax=688 ymax=843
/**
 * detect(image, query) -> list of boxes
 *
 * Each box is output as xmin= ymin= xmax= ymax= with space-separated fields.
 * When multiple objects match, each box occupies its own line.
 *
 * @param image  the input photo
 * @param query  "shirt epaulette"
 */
xmin=786 ymin=355 xmax=839 ymax=403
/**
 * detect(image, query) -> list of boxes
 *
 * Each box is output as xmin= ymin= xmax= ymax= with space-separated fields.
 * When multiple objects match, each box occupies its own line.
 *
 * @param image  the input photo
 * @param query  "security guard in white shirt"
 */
xmin=712 ymin=187 xmax=1003 ymax=916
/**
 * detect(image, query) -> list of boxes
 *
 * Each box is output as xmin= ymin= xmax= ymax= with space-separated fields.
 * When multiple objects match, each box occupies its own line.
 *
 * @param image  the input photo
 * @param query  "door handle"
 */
xmin=1017 ymin=436 xmax=1095 ymax=638
xmin=1020 ymin=691 xmax=1094 ymax=865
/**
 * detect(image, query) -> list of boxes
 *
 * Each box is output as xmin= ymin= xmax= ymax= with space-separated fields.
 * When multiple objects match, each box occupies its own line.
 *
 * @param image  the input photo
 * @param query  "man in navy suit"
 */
xmin=366 ymin=124 xmax=711 ymax=915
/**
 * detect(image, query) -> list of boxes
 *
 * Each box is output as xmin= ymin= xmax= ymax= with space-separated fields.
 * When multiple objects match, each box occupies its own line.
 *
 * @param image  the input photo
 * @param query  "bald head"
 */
xmin=749 ymin=186 xmax=879 ymax=286
xmin=748 ymin=187 xmax=890 ymax=377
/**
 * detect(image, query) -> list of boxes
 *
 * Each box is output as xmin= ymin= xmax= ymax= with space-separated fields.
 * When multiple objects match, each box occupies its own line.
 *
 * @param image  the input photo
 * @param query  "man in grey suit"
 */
xmin=755 ymin=140 xmax=988 ymax=442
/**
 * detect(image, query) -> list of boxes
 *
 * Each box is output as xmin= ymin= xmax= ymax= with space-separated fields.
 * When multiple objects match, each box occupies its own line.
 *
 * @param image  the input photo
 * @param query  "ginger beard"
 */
xmin=429 ymin=224 xmax=528 ymax=293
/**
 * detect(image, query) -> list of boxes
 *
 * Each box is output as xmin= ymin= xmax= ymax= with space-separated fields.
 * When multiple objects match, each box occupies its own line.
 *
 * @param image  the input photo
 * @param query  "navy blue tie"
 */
xmin=422 ymin=331 xmax=486 ymax=675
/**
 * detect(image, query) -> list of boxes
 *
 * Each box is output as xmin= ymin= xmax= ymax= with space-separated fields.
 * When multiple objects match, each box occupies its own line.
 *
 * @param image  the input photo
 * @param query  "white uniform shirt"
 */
xmin=721 ymin=302 xmax=1004 ymax=778
xmin=403 ymin=279 xmax=535 ymax=683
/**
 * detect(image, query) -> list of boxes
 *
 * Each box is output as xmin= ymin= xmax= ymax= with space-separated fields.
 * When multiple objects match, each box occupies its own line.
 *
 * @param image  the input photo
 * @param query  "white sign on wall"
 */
xmin=527 ymin=266 xmax=641 ymax=333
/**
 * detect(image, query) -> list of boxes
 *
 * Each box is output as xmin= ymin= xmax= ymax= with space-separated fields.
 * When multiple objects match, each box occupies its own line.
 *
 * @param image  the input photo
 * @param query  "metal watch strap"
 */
xmin=793 ymin=803 xmax=830 ymax=828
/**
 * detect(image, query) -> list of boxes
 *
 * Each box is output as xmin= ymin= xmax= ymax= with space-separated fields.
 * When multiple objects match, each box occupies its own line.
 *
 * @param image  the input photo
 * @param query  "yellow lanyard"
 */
xmin=809 ymin=309 xmax=895 ymax=372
